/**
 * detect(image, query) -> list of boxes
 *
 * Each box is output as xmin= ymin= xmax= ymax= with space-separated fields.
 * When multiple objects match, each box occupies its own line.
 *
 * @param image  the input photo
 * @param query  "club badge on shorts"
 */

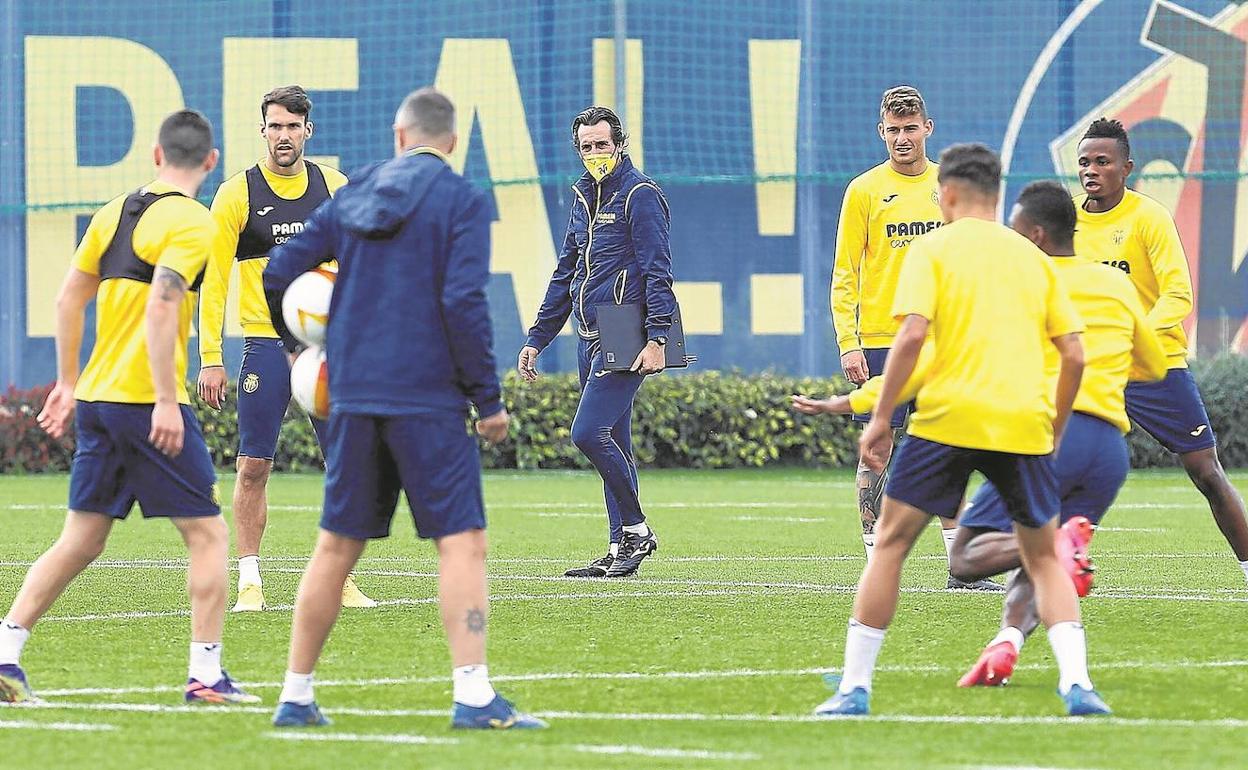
xmin=242 ymin=373 xmax=260 ymax=394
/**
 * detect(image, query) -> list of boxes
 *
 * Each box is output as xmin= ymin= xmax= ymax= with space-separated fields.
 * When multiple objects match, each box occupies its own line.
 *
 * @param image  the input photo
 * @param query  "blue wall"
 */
xmin=2 ymin=0 xmax=1242 ymax=388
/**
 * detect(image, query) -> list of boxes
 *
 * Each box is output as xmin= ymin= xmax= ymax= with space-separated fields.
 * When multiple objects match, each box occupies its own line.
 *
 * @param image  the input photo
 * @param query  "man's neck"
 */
xmin=155 ymin=170 xmax=200 ymax=198
xmin=264 ymin=156 xmax=304 ymax=177
xmin=889 ymin=156 xmax=928 ymax=177
xmin=1046 ymin=246 xmax=1077 ymax=258
xmin=949 ymin=204 xmax=996 ymax=222
xmin=1083 ymin=186 xmax=1126 ymax=213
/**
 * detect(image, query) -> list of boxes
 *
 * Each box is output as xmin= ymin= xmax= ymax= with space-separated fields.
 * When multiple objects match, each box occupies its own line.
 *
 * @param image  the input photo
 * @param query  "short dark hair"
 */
xmin=880 ymin=85 xmax=928 ymax=121
xmin=937 ymin=143 xmax=1000 ymax=196
xmin=158 ymin=110 xmax=214 ymax=168
xmin=571 ymin=105 xmax=627 ymax=148
xmin=261 ymin=85 xmax=312 ymax=122
xmin=395 ymin=87 xmax=455 ymax=137
xmin=1082 ymin=117 xmax=1130 ymax=160
xmin=1015 ymin=180 xmax=1077 ymax=247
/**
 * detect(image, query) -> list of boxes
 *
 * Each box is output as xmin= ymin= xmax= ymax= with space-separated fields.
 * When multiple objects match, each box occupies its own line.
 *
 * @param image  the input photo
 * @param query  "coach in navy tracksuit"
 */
xmin=262 ymin=88 xmax=543 ymax=730
xmin=518 ymin=106 xmax=676 ymax=579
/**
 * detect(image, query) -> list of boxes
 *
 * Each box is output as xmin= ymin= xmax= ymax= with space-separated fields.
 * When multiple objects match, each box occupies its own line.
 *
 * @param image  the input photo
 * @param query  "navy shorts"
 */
xmin=1125 ymin=368 xmax=1216 ymax=454
xmin=850 ymin=348 xmax=913 ymax=429
xmin=961 ymin=413 xmax=1127 ymax=532
xmin=237 ymin=337 xmax=328 ymax=460
xmin=321 ymin=411 xmax=485 ymax=540
xmin=68 ymin=401 xmax=219 ymax=519
xmin=885 ymin=436 xmax=1060 ymax=528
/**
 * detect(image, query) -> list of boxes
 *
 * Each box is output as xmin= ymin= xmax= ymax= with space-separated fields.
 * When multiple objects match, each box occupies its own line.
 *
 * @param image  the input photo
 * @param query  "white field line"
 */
xmin=35 ymin=588 xmax=821 ymax=624
xmin=265 ymin=731 xmax=458 ymax=746
xmin=16 ymin=701 xmax=1248 ymax=730
xmin=565 ymin=743 xmax=761 ymax=761
xmin=731 ymin=515 xmax=830 ymax=523
xmin=0 ymin=718 xmax=117 ymax=732
xmin=34 ymin=582 xmax=1246 ymax=625
xmin=33 ymin=659 xmax=1248 ymax=699
xmin=0 ymin=552 xmax=1235 ymax=570
xmin=27 ymin=576 xmax=1248 ymax=625
xmin=267 ymin=731 xmax=760 ymax=761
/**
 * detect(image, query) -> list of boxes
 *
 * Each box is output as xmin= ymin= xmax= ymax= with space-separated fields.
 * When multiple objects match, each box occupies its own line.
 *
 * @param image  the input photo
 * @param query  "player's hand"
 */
xmin=197 ymin=366 xmax=228 ymax=410
xmin=790 ymin=394 xmax=852 ymax=416
xmin=149 ymin=400 xmax=185 ymax=457
xmin=476 ymin=408 xmax=510 ymax=445
xmin=841 ymin=350 xmax=869 ymax=385
xmin=36 ymin=382 xmax=77 ymax=439
xmin=518 ymin=346 xmax=540 ymax=382
xmin=631 ymin=340 xmax=666 ymax=375
xmin=859 ymin=417 xmax=892 ymax=473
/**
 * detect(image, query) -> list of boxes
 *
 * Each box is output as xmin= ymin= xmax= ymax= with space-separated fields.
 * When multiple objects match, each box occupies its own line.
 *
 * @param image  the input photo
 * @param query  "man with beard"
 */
xmin=197 ymin=85 xmax=375 ymax=611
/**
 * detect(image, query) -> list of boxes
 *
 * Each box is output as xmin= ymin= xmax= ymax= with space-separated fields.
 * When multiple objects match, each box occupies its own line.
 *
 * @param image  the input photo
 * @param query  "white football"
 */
xmin=281 ymin=264 xmax=336 ymax=347
xmin=290 ymin=346 xmax=330 ymax=420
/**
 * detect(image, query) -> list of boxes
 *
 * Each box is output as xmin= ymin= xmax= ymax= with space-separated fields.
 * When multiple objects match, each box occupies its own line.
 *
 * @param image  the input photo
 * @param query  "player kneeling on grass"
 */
xmin=261 ymin=87 xmax=544 ymax=730
xmin=0 ymin=111 xmax=257 ymax=705
xmin=796 ymin=180 xmax=1166 ymax=693
xmin=799 ymin=145 xmax=1110 ymax=718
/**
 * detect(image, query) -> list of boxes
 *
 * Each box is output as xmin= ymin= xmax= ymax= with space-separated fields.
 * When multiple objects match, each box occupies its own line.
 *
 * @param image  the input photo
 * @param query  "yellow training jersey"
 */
xmin=831 ymin=160 xmax=942 ymax=352
xmin=1073 ymin=189 xmax=1192 ymax=368
xmin=1051 ymin=257 xmax=1166 ymax=433
xmin=198 ymin=160 xmax=348 ymax=367
xmin=891 ymin=218 xmax=1084 ymax=455
xmin=849 ymin=258 xmax=1167 ymax=436
xmin=73 ymin=180 xmax=214 ymax=405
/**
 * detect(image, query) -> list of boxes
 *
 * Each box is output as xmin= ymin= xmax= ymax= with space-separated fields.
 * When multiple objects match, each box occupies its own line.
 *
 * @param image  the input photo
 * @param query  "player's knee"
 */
xmin=180 ymin=515 xmax=228 ymax=552
xmin=437 ymin=528 xmax=487 ymax=562
xmin=1184 ymin=453 xmax=1227 ymax=496
xmin=59 ymin=534 xmax=107 ymax=565
xmin=236 ymin=457 xmax=272 ymax=488
xmin=947 ymin=549 xmax=979 ymax=582
xmin=570 ymin=419 xmax=610 ymax=455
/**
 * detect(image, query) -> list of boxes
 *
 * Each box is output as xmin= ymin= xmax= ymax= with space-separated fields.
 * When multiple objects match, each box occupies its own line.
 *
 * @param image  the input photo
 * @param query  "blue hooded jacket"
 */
xmin=525 ymin=154 xmax=676 ymax=350
xmin=263 ymin=149 xmax=501 ymax=418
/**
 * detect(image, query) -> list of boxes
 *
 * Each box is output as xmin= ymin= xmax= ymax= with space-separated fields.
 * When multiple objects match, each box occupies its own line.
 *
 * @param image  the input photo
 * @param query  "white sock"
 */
xmin=238 ymin=555 xmax=261 ymax=588
xmin=1239 ymin=560 xmax=1248 ymax=587
xmin=622 ymin=522 xmax=650 ymax=537
xmin=188 ymin=641 xmax=223 ymax=685
xmin=452 ymin=664 xmax=496 ymax=707
xmin=609 ymin=542 xmax=620 ymax=557
xmin=990 ymin=626 xmax=1026 ymax=653
xmin=279 ymin=670 xmax=315 ymax=705
xmin=862 ymin=533 xmax=875 ymax=560
xmin=1046 ymin=621 xmax=1093 ymax=695
xmin=0 ymin=619 xmax=31 ymax=665
xmin=942 ymin=527 xmax=956 ymax=562
xmin=839 ymin=619 xmax=886 ymax=694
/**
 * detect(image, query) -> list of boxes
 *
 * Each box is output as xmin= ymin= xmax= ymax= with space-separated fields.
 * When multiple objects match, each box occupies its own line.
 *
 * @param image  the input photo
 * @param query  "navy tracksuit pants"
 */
xmin=572 ymin=337 xmax=647 ymax=545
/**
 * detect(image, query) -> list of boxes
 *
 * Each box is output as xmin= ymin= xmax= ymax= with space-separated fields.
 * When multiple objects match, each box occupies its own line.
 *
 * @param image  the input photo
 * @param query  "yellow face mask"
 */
xmin=582 ymin=151 xmax=619 ymax=182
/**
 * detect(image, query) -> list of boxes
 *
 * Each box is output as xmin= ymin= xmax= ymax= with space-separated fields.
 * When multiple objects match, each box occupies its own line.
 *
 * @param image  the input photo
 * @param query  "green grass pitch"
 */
xmin=1 ymin=468 xmax=1245 ymax=768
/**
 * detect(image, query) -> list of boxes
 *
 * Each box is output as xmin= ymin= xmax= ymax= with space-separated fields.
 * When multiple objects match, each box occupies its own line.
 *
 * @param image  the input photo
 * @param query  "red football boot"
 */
xmin=1056 ymin=515 xmax=1096 ymax=597
xmin=957 ymin=641 xmax=1018 ymax=687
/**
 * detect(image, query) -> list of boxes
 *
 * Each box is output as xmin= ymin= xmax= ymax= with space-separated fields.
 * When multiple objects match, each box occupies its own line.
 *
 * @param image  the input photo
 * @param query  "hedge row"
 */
xmin=2 ymin=354 xmax=1246 ymax=473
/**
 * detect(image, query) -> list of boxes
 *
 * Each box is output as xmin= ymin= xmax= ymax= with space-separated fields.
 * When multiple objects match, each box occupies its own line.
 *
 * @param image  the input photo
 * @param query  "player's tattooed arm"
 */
xmin=153 ymin=266 xmax=188 ymax=302
xmin=465 ymin=608 xmax=487 ymax=635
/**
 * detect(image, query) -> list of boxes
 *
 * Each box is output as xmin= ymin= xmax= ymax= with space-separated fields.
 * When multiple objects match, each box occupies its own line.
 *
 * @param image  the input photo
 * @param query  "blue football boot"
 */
xmin=813 ymin=673 xmax=870 ymax=717
xmin=185 ymin=670 xmax=260 ymax=704
xmin=451 ymin=694 xmax=547 ymax=729
xmin=0 ymin=663 xmax=37 ymax=703
xmin=273 ymin=700 xmax=331 ymax=727
xmin=1061 ymin=684 xmax=1112 ymax=716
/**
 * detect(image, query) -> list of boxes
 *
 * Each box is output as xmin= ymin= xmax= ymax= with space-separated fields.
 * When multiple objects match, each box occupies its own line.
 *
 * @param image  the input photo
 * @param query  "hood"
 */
xmin=336 ymin=154 xmax=446 ymax=240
